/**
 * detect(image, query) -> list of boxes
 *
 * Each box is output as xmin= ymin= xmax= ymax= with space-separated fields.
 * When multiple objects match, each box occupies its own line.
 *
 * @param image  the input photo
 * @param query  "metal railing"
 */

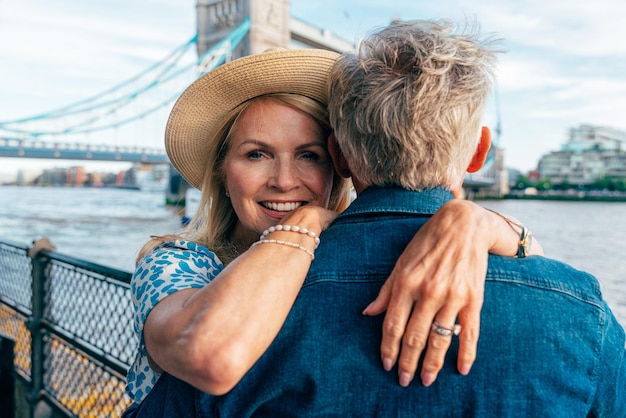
xmin=0 ymin=238 xmax=134 ymax=417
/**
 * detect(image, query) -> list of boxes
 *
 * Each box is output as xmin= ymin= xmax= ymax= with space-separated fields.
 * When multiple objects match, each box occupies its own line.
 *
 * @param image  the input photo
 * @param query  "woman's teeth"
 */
xmin=263 ymin=202 xmax=303 ymax=212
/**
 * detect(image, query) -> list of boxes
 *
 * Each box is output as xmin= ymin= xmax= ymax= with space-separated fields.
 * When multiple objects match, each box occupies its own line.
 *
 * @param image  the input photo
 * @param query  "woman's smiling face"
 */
xmin=224 ymin=99 xmax=334 ymax=248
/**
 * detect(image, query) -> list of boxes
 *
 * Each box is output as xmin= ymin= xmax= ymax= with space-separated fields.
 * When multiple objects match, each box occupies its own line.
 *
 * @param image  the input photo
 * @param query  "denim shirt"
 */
xmin=131 ymin=186 xmax=626 ymax=417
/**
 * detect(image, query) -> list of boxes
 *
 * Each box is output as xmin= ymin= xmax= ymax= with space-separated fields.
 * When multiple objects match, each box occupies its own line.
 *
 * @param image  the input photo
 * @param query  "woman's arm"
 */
xmin=142 ymin=206 xmax=336 ymax=395
xmin=363 ymin=199 xmax=544 ymax=387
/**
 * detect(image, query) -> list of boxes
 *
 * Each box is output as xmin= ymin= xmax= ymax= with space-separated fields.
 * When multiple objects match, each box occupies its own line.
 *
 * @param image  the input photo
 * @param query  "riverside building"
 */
xmin=538 ymin=124 xmax=626 ymax=186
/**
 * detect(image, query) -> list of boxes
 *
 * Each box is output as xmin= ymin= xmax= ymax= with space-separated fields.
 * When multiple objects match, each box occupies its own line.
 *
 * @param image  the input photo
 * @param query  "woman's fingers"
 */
xmin=418 ymin=306 xmax=460 ymax=386
xmin=362 ymin=278 xmax=393 ymax=316
xmin=389 ymin=293 xmax=482 ymax=387
xmin=378 ymin=262 xmax=483 ymax=387
xmin=394 ymin=300 xmax=437 ymax=387
xmin=379 ymin=288 xmax=414 ymax=372
xmin=456 ymin=301 xmax=481 ymax=375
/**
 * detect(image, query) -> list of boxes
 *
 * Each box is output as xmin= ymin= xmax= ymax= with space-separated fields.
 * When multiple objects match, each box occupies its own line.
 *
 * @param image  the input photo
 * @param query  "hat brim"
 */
xmin=165 ymin=49 xmax=340 ymax=189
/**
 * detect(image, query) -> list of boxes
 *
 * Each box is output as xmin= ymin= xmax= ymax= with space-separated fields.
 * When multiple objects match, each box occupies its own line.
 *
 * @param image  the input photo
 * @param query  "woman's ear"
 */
xmin=327 ymin=134 xmax=352 ymax=178
xmin=467 ymin=126 xmax=492 ymax=173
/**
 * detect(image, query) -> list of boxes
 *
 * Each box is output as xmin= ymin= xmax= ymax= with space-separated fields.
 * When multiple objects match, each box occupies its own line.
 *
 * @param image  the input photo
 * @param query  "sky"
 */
xmin=1 ymin=0 xmax=626 ymax=175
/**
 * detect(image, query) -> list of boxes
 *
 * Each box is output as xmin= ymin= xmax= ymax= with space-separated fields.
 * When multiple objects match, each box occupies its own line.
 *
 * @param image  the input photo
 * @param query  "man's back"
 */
xmin=199 ymin=187 xmax=625 ymax=417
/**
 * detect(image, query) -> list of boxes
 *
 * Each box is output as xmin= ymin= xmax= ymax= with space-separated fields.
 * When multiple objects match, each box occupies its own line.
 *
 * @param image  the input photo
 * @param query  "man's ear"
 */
xmin=327 ymin=134 xmax=352 ymax=178
xmin=467 ymin=126 xmax=492 ymax=173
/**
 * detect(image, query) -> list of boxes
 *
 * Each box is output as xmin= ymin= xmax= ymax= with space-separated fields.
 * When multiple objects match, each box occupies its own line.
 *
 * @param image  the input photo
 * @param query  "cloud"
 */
xmin=0 ymin=0 xmax=195 ymax=118
xmin=3 ymin=0 xmax=626 ymax=173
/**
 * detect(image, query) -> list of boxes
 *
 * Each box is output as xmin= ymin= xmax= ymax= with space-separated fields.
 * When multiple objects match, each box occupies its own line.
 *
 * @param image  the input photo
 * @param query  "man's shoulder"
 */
xmin=486 ymin=254 xmax=604 ymax=306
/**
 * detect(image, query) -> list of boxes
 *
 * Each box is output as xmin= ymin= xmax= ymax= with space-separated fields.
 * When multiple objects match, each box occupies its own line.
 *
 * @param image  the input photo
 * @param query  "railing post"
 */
xmin=26 ymin=238 xmax=55 ymax=418
xmin=0 ymin=335 xmax=15 ymax=417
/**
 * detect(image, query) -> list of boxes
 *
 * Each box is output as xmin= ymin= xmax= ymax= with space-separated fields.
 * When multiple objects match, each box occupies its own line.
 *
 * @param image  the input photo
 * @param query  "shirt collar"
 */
xmin=337 ymin=186 xmax=455 ymax=221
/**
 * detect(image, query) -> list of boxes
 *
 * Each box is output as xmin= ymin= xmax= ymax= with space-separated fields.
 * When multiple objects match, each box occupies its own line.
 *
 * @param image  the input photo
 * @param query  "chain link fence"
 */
xmin=0 ymin=239 xmax=134 ymax=417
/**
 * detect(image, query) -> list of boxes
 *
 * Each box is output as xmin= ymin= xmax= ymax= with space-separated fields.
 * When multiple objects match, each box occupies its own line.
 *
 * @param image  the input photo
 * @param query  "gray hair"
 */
xmin=328 ymin=19 xmax=500 ymax=191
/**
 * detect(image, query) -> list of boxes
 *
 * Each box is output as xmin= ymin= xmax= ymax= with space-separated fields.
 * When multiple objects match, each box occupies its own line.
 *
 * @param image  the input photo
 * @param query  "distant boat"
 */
xmin=139 ymin=179 xmax=167 ymax=192
xmin=115 ymin=183 xmax=141 ymax=190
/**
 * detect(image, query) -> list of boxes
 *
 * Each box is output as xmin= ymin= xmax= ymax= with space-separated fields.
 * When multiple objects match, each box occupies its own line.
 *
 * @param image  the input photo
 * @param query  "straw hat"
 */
xmin=165 ymin=48 xmax=340 ymax=189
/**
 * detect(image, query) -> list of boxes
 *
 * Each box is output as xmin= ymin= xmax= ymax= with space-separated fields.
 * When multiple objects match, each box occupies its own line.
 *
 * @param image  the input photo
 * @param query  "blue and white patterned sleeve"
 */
xmin=125 ymin=239 xmax=224 ymax=403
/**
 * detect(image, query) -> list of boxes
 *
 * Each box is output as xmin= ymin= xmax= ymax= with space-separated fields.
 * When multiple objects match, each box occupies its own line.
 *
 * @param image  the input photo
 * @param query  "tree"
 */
xmin=536 ymin=179 xmax=553 ymax=191
xmin=512 ymin=174 xmax=533 ymax=190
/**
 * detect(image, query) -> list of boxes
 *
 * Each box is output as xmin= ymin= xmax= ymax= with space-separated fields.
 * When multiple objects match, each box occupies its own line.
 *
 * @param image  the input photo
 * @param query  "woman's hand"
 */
xmin=362 ymin=199 xmax=543 ymax=388
xmin=279 ymin=205 xmax=338 ymax=234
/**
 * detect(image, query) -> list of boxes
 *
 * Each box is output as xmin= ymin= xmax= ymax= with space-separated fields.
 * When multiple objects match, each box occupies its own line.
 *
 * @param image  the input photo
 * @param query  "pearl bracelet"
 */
xmin=260 ymin=224 xmax=320 ymax=249
xmin=251 ymin=239 xmax=315 ymax=260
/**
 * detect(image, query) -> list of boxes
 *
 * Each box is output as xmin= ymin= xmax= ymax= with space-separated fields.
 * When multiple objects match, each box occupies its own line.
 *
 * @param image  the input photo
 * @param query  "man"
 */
xmin=137 ymin=19 xmax=626 ymax=417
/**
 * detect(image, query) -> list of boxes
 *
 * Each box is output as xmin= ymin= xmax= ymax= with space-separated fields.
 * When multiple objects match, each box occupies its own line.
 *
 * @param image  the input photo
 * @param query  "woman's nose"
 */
xmin=267 ymin=159 xmax=300 ymax=191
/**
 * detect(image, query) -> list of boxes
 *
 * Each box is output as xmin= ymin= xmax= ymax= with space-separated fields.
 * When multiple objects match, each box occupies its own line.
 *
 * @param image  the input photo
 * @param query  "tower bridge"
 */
xmin=0 ymin=0 xmax=505 ymax=198
xmin=0 ymin=138 xmax=168 ymax=164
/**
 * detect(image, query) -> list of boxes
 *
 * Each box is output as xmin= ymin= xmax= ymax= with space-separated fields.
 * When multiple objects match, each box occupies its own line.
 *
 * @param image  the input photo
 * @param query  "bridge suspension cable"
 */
xmin=0 ymin=18 xmax=250 ymax=141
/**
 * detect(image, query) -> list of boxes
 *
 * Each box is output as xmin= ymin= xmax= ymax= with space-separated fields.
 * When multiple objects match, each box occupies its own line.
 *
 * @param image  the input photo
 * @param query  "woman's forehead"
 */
xmin=229 ymin=100 xmax=326 ymax=147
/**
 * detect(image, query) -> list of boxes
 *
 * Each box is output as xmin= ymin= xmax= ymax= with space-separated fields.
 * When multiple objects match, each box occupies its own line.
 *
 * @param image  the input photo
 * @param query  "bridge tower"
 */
xmin=488 ymin=91 xmax=510 ymax=197
xmin=167 ymin=0 xmax=293 ymax=206
xmin=197 ymin=0 xmax=291 ymax=57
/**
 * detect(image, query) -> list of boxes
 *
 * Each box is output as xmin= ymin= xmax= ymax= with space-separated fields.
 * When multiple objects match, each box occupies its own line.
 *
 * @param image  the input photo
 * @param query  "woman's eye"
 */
xmin=247 ymin=150 xmax=264 ymax=160
xmin=300 ymin=151 xmax=320 ymax=161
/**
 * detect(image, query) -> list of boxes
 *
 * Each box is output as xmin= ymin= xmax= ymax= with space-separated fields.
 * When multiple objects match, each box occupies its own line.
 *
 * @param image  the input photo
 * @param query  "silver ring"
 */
xmin=431 ymin=321 xmax=461 ymax=337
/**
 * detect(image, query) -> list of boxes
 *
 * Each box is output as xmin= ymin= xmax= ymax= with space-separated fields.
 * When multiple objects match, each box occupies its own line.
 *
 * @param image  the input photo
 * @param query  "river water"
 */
xmin=0 ymin=185 xmax=624 ymax=326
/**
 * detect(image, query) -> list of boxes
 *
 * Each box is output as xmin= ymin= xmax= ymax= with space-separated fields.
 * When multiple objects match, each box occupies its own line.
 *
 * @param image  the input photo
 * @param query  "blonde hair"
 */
xmin=138 ymin=93 xmax=352 ymax=265
xmin=328 ymin=19 xmax=499 ymax=191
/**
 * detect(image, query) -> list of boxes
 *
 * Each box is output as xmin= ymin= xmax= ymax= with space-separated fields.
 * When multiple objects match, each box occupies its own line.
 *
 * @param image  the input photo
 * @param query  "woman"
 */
xmin=125 ymin=49 xmax=542 ymax=409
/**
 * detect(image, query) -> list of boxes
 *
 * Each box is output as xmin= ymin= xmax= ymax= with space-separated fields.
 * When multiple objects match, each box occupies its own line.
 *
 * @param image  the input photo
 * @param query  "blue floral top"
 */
xmin=125 ymin=240 xmax=224 ymax=403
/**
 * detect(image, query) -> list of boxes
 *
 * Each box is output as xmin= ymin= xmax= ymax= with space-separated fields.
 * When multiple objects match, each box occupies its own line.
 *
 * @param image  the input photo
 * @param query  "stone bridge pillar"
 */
xmin=196 ymin=0 xmax=290 ymax=57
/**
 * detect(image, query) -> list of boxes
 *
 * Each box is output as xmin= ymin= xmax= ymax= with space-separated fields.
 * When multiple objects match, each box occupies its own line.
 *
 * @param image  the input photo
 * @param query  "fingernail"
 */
xmin=399 ymin=372 xmax=412 ymax=387
xmin=382 ymin=357 xmax=393 ymax=371
xmin=421 ymin=372 xmax=435 ymax=387
xmin=459 ymin=364 xmax=471 ymax=376
xmin=362 ymin=302 xmax=374 ymax=315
